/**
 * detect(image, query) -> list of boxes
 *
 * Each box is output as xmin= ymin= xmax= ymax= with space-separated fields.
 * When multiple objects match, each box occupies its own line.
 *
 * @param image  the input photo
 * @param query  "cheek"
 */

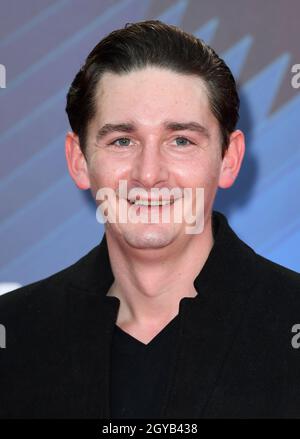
xmin=182 ymin=158 xmax=221 ymax=188
xmin=86 ymin=158 xmax=108 ymax=196
xmin=87 ymin=156 xmax=128 ymax=198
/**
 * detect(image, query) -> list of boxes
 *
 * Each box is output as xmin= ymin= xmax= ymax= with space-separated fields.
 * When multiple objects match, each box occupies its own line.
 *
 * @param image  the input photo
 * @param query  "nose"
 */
xmin=130 ymin=141 xmax=169 ymax=188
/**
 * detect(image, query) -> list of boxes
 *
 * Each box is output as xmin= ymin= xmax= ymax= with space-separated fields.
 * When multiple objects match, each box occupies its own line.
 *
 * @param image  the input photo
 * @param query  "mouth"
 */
xmin=124 ymin=197 xmax=181 ymax=220
xmin=127 ymin=195 xmax=179 ymax=207
xmin=127 ymin=200 xmax=175 ymax=207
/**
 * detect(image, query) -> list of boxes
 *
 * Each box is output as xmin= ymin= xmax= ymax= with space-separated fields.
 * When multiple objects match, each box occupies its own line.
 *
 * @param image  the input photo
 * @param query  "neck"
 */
xmin=105 ymin=215 xmax=214 ymax=330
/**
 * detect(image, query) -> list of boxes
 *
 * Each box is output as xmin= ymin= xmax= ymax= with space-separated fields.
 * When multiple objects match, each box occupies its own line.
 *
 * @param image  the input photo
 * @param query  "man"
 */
xmin=0 ymin=20 xmax=300 ymax=419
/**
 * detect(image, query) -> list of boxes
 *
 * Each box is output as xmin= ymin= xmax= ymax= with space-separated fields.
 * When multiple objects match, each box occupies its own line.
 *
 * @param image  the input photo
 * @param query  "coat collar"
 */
xmin=65 ymin=210 xmax=258 ymax=418
xmin=67 ymin=210 xmax=257 ymax=298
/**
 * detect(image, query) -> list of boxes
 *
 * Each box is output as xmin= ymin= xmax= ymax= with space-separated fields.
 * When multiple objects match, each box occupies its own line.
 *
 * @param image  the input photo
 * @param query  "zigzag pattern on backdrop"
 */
xmin=0 ymin=0 xmax=299 ymax=289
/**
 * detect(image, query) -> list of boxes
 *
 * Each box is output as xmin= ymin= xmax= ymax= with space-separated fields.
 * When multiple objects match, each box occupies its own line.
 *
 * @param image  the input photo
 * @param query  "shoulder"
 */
xmin=235 ymin=244 xmax=300 ymax=338
xmin=213 ymin=210 xmax=300 ymax=298
xmin=0 ymin=243 xmax=101 ymax=317
xmin=233 ymin=232 xmax=300 ymax=313
xmin=252 ymin=250 xmax=300 ymax=295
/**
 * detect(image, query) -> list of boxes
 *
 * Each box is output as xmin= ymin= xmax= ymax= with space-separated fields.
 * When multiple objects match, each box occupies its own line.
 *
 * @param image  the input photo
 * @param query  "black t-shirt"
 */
xmin=109 ymin=313 xmax=180 ymax=418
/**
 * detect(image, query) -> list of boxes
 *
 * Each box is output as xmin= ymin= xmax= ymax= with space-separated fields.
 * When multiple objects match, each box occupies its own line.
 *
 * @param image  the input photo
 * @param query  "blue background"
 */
xmin=0 ymin=0 xmax=299 ymax=291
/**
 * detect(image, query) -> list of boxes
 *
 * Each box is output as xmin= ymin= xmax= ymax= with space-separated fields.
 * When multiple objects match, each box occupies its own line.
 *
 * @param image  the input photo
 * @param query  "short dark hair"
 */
xmin=65 ymin=20 xmax=240 ymax=158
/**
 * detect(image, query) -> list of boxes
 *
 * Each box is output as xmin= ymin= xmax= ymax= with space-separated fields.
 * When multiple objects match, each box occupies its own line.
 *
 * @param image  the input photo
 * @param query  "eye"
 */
xmin=173 ymin=137 xmax=195 ymax=147
xmin=108 ymin=137 xmax=132 ymax=147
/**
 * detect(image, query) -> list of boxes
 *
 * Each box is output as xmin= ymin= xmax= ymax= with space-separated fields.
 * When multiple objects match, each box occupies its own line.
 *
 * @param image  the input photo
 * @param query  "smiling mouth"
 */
xmin=127 ymin=195 xmax=181 ymax=207
xmin=127 ymin=199 xmax=176 ymax=207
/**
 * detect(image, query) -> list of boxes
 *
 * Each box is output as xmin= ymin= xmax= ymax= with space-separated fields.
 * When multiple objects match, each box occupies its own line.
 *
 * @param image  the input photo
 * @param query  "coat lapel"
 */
xmin=63 ymin=237 xmax=119 ymax=418
xmin=161 ymin=212 xmax=258 ymax=417
xmin=65 ymin=286 xmax=119 ymax=417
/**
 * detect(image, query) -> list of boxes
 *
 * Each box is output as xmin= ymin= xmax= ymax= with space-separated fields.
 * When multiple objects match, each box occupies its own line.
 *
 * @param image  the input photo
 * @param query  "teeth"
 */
xmin=129 ymin=200 xmax=174 ymax=206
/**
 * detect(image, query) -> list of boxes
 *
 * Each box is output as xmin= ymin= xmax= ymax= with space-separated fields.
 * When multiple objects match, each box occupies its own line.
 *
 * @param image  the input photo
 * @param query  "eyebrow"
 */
xmin=95 ymin=120 xmax=210 ymax=141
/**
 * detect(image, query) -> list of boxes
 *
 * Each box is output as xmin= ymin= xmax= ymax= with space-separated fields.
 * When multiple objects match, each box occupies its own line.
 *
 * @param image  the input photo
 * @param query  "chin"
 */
xmin=121 ymin=224 xmax=179 ymax=250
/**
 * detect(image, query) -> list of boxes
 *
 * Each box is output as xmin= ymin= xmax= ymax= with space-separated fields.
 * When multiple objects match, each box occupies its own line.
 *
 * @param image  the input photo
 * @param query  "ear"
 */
xmin=218 ymin=129 xmax=245 ymax=189
xmin=65 ymin=131 xmax=90 ymax=190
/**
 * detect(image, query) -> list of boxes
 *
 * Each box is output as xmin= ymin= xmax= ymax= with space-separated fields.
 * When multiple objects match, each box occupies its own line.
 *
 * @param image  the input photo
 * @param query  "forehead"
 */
xmin=93 ymin=67 xmax=217 ymax=130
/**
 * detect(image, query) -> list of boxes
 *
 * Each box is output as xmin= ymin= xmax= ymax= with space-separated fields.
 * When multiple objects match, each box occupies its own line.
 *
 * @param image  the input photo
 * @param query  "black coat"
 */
xmin=0 ymin=211 xmax=300 ymax=418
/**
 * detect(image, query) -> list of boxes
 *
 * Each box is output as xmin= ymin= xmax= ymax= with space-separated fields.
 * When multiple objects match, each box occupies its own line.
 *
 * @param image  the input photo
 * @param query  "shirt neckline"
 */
xmin=114 ymin=313 xmax=180 ymax=348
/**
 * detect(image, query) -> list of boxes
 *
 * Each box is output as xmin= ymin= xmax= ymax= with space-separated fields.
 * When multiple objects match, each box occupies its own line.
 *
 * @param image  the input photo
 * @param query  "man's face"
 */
xmin=81 ymin=67 xmax=227 ymax=249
